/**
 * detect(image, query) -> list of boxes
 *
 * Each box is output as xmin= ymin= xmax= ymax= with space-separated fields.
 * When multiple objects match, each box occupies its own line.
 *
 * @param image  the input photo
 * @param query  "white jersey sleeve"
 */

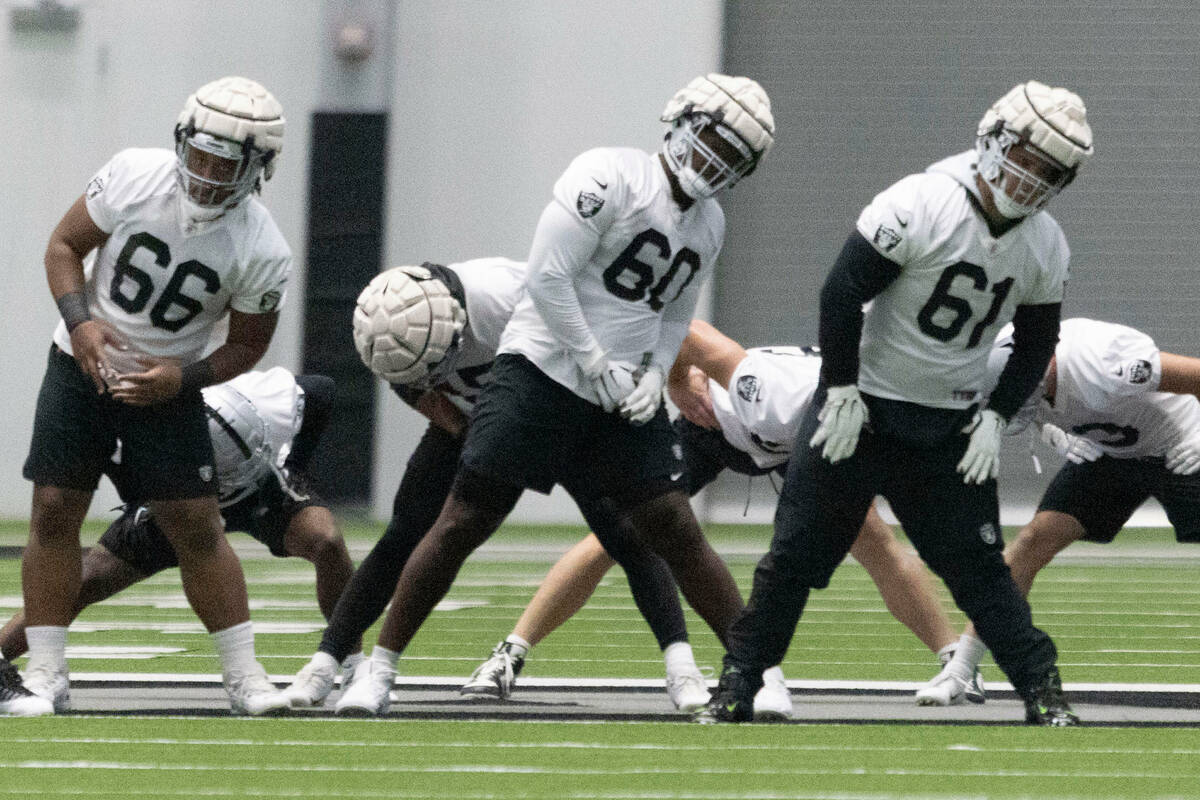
xmin=83 ymin=149 xmax=171 ymax=234
xmin=1056 ymin=318 xmax=1162 ymax=409
xmin=710 ymin=347 xmax=821 ymax=469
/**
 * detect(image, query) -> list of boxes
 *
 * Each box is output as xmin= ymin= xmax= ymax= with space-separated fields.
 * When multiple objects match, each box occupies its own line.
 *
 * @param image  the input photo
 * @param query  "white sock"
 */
xmin=211 ymin=621 xmax=257 ymax=675
xmin=26 ymin=626 xmax=68 ymax=671
xmin=947 ymin=634 xmax=987 ymax=679
xmin=503 ymin=634 xmax=531 ymax=660
xmin=340 ymin=651 xmax=364 ymax=673
xmin=663 ymin=641 xmax=698 ymax=675
xmin=761 ymin=665 xmax=785 ymax=684
xmin=370 ymin=645 xmax=400 ymax=670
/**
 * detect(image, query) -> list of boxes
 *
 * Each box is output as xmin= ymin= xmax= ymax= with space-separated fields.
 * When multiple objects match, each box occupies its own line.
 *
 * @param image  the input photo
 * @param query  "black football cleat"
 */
xmin=1022 ymin=667 xmax=1080 ymax=727
xmin=694 ymin=665 xmax=758 ymax=724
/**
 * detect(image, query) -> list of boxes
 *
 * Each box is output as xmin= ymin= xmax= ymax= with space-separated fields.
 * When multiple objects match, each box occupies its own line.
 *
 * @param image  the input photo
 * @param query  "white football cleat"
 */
xmin=224 ymin=663 xmax=290 ymax=716
xmin=22 ymin=661 xmax=70 ymax=714
xmin=666 ymin=663 xmax=711 ymax=712
xmin=753 ymin=666 xmax=793 ymax=721
xmin=335 ymin=658 xmax=395 ymax=717
xmin=915 ymin=665 xmax=987 ymax=706
xmin=461 ymin=642 xmax=524 ymax=700
xmin=0 ymin=659 xmax=53 ymax=716
xmin=283 ymin=652 xmax=338 ymax=708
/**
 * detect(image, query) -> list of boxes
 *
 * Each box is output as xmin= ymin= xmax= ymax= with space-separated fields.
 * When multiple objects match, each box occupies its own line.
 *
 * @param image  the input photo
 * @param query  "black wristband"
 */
xmin=56 ymin=291 xmax=91 ymax=333
xmin=179 ymin=359 xmax=216 ymax=393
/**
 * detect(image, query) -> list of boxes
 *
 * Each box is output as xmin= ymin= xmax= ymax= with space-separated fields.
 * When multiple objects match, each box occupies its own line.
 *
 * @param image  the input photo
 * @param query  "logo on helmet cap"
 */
xmin=259 ymin=290 xmax=281 ymax=312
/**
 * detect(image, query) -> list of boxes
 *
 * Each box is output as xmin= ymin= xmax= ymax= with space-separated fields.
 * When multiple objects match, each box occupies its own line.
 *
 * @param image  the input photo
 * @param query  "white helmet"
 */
xmin=975 ymin=80 xmax=1093 ymax=219
xmin=175 ymin=76 xmax=285 ymax=225
xmin=661 ymin=73 xmax=775 ymax=199
xmin=985 ymin=323 xmax=1046 ymax=433
xmin=202 ymin=383 xmax=274 ymax=507
xmin=352 ymin=265 xmax=467 ymax=387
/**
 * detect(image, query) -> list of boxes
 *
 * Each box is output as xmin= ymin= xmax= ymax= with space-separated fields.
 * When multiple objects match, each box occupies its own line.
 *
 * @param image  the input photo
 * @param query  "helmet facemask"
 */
xmin=664 ymin=112 xmax=757 ymax=200
xmin=175 ymin=127 xmax=271 ymax=224
xmin=976 ymin=122 xmax=1075 ymax=219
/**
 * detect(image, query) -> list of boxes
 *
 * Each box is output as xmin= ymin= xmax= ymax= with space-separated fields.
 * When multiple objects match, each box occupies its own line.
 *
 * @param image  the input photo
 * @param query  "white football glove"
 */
xmin=619 ymin=363 xmax=665 ymax=425
xmin=1040 ymin=423 xmax=1103 ymax=464
xmin=958 ymin=408 xmax=1006 ymax=484
xmin=1165 ymin=431 xmax=1200 ymax=475
xmin=809 ymin=384 xmax=868 ymax=463
xmin=578 ymin=348 xmax=636 ymax=413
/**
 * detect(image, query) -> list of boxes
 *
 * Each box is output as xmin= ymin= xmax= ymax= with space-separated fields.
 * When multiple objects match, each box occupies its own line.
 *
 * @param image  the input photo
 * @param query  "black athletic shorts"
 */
xmin=23 ymin=345 xmax=217 ymax=500
xmin=461 ymin=354 xmax=682 ymax=502
xmin=1038 ymin=455 xmax=1200 ymax=543
xmin=98 ymin=471 xmax=324 ymax=575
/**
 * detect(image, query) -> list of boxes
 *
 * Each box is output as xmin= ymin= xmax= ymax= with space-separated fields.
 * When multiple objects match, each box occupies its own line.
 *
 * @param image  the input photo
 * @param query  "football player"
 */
xmin=461 ymin=319 xmax=986 ymax=717
xmin=699 ymin=81 xmax=1093 ymax=726
xmin=333 ymin=74 xmax=776 ymax=716
xmin=1 ymin=369 xmax=353 ymax=671
xmin=284 ymin=259 xmax=693 ymax=712
xmin=926 ymin=318 xmax=1200 ymax=693
xmin=21 ymin=77 xmax=291 ymax=715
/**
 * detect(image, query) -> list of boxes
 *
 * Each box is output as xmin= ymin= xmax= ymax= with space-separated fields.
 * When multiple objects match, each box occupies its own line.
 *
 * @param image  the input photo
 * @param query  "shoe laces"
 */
xmin=0 ymin=661 xmax=35 ymax=698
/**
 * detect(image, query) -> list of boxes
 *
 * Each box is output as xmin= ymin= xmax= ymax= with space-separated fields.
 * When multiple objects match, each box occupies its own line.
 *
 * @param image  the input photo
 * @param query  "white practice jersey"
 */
xmin=437 ymin=257 xmax=528 ymax=405
xmin=1037 ymin=318 xmax=1200 ymax=459
xmin=500 ymin=147 xmax=724 ymax=402
xmin=711 ymin=346 xmax=822 ymax=469
xmin=202 ymin=366 xmax=304 ymax=506
xmin=52 ymin=148 xmax=292 ymax=365
xmin=855 ymin=151 xmax=1069 ymax=409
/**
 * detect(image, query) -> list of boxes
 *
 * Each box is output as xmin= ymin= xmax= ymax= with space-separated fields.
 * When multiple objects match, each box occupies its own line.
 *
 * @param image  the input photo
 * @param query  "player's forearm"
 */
xmin=818 ymin=231 xmax=901 ymax=386
xmin=988 ymin=302 xmax=1059 ymax=420
xmin=45 ymin=241 xmax=88 ymax=300
xmin=526 ymin=202 xmax=604 ymax=358
xmin=1158 ymin=352 xmax=1200 ymax=399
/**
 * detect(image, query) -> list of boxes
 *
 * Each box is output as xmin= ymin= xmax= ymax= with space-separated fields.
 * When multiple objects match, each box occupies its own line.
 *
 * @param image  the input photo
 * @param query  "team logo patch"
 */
xmin=576 ymin=190 xmax=604 ymax=218
xmin=86 ymin=175 xmax=105 ymax=199
xmin=872 ymin=224 xmax=902 ymax=252
xmin=1127 ymin=359 xmax=1152 ymax=384
xmin=259 ymin=290 xmax=282 ymax=312
xmin=198 ymin=465 xmax=214 ymax=482
xmin=978 ymin=522 xmax=998 ymax=545
xmin=736 ymin=374 xmax=760 ymax=402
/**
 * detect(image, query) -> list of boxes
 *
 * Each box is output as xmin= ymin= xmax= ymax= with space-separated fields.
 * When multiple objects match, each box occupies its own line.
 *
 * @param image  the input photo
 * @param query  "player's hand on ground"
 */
xmin=109 ymin=361 xmax=183 ymax=406
xmin=957 ymin=408 xmax=1005 ymax=483
xmin=69 ymin=319 xmax=129 ymax=393
xmin=1165 ymin=432 xmax=1200 ymax=475
xmin=669 ymin=365 xmax=719 ymax=429
xmin=809 ymin=384 xmax=867 ymax=463
xmin=1040 ymin=423 xmax=1103 ymax=464
xmin=620 ymin=363 xmax=665 ymax=425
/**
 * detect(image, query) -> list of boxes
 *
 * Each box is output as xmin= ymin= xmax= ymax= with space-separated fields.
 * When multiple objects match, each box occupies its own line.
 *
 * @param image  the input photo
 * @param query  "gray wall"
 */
xmin=705 ymin=0 xmax=1196 ymax=523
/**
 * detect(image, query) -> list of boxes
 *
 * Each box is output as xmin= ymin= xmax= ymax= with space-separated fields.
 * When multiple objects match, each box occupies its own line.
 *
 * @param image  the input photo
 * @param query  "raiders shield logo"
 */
xmin=872 ymin=224 xmax=902 ymax=252
xmin=259 ymin=290 xmax=281 ymax=312
xmin=1128 ymin=359 xmax=1152 ymax=384
xmin=86 ymin=175 xmax=105 ymax=199
xmin=736 ymin=374 xmax=760 ymax=402
xmin=576 ymin=191 xmax=604 ymax=219
xmin=199 ymin=465 xmax=214 ymax=482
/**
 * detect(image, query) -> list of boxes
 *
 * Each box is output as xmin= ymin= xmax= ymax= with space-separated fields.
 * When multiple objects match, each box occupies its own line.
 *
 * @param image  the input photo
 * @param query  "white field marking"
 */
xmin=0 ymin=792 xmax=1182 ymax=800
xmin=63 ymin=646 xmax=184 ymax=659
xmin=11 ymin=736 xmax=1200 ymax=758
xmin=3 ymin=761 xmax=1196 ymax=780
xmin=57 ymin=671 xmax=1200 ymax=695
xmin=61 ymin=621 xmax=325 ymax=634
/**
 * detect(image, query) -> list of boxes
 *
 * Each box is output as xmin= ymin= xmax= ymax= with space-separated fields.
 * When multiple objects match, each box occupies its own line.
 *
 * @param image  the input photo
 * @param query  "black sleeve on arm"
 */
xmin=287 ymin=374 xmax=337 ymax=472
xmin=818 ymin=231 xmax=903 ymax=386
xmin=986 ymin=302 xmax=1060 ymax=421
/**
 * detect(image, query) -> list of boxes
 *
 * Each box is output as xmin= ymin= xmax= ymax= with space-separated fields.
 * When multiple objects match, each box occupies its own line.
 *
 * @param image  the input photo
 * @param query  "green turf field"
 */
xmin=1 ymin=518 xmax=1198 ymax=798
